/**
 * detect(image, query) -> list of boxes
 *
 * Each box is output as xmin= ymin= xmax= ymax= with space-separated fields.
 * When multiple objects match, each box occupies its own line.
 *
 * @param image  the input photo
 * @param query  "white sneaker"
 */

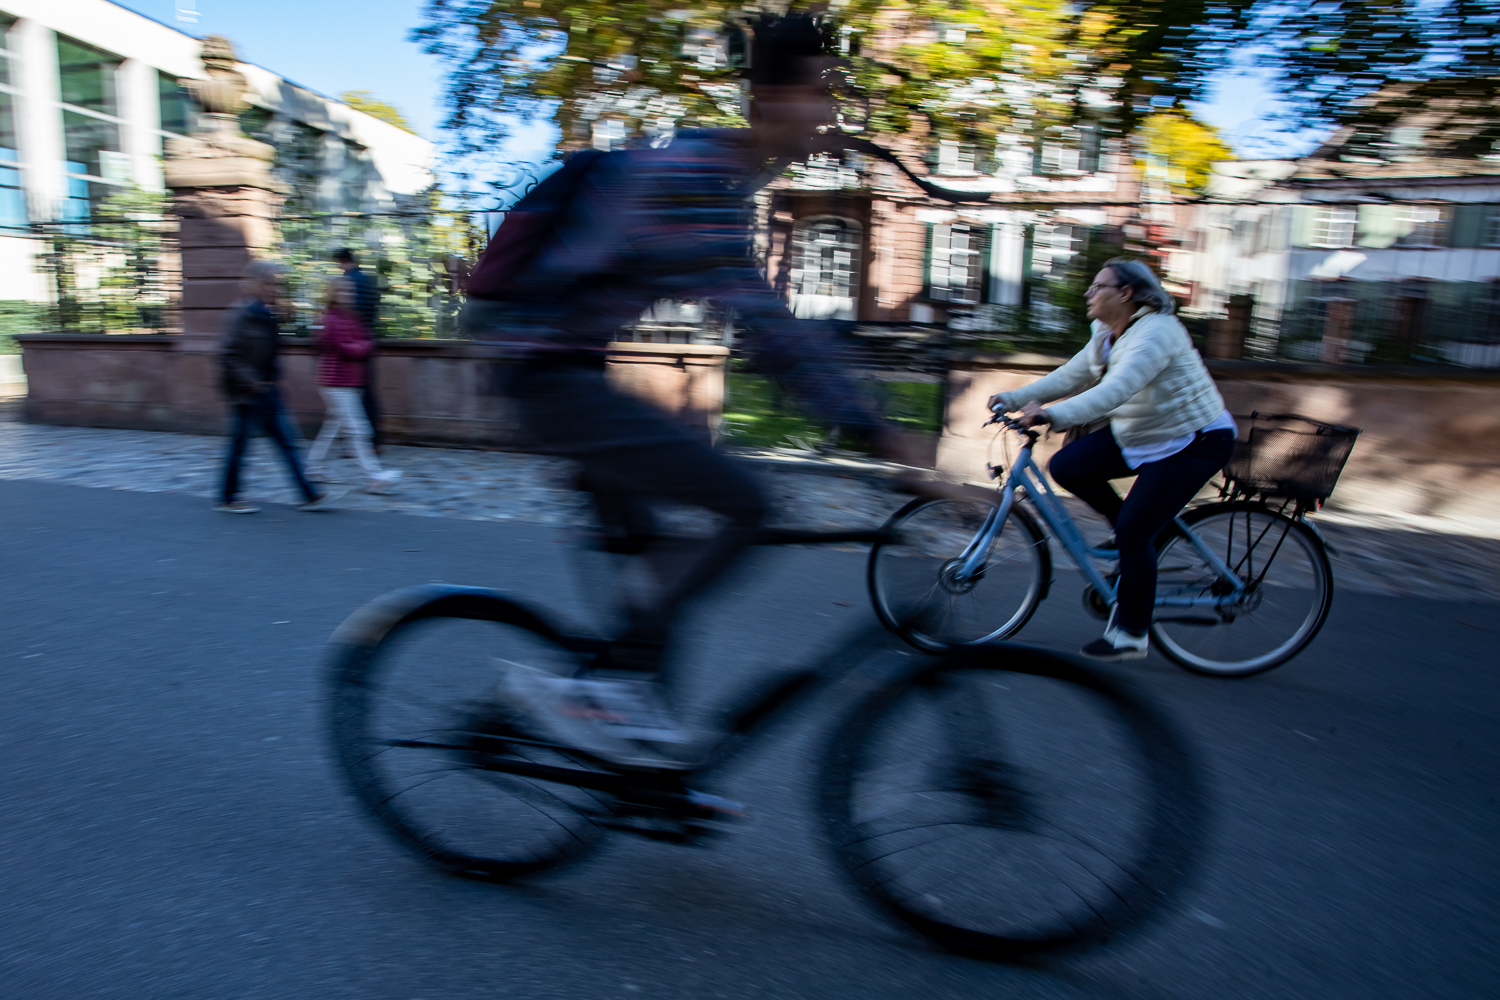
xmin=366 ymin=469 xmax=403 ymax=494
xmin=1080 ymin=609 xmax=1150 ymax=661
xmin=498 ymin=661 xmax=691 ymax=769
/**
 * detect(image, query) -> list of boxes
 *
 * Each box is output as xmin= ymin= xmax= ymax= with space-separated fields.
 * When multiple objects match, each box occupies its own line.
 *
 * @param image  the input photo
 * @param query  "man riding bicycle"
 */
xmin=464 ymin=14 xmax=919 ymax=767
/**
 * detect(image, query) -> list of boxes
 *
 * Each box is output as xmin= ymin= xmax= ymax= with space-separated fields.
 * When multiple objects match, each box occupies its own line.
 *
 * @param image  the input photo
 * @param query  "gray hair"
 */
xmin=239 ymin=259 xmax=286 ymax=295
xmin=1103 ymin=257 xmax=1174 ymax=314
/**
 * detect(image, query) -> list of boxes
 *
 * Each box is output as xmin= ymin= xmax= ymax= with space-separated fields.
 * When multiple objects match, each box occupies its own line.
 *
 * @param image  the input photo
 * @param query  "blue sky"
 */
xmin=120 ymin=0 xmax=1324 ymax=171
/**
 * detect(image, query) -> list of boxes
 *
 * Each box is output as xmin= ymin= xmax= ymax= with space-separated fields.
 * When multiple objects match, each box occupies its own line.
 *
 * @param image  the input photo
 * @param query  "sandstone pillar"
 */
xmin=162 ymin=36 xmax=284 ymax=350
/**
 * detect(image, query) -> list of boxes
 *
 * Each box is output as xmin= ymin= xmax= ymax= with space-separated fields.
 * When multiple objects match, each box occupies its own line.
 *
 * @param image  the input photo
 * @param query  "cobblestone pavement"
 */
xmin=1 ymin=409 xmax=1496 ymax=604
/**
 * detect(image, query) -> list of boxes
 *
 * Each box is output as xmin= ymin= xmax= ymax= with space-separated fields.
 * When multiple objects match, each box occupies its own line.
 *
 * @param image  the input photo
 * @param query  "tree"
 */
xmin=340 ymin=89 xmax=419 ymax=134
xmin=414 ymin=1 xmax=1500 ymax=158
xmin=412 ymin=1 xmax=1182 ymax=157
xmin=1137 ymin=111 xmax=1233 ymax=194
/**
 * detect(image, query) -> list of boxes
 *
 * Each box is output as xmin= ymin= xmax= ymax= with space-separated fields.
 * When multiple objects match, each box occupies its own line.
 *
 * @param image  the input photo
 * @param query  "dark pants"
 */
xmin=1049 ymin=426 xmax=1235 ymax=635
xmin=510 ymin=361 xmax=767 ymax=674
xmin=221 ymin=387 xmax=318 ymax=504
xmin=362 ymin=353 xmax=382 ymax=451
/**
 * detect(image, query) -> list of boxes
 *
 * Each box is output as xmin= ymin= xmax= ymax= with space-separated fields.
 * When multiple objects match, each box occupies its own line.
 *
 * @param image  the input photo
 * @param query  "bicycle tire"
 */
xmin=326 ymin=585 xmax=608 ymax=880
xmin=868 ymin=497 xmax=1051 ymax=653
xmin=1152 ymin=501 xmax=1333 ymax=677
xmin=820 ymin=644 xmax=1208 ymax=960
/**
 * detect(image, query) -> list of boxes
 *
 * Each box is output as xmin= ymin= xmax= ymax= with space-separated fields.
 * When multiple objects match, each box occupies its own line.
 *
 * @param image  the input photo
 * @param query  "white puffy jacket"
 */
xmin=992 ymin=309 xmax=1225 ymax=448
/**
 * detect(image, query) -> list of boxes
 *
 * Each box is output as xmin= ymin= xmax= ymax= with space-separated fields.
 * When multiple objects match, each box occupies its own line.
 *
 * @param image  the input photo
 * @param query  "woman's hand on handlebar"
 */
xmin=1018 ymin=401 xmax=1052 ymax=428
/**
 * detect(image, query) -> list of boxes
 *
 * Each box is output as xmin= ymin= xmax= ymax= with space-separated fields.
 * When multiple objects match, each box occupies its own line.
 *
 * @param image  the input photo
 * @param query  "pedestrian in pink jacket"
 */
xmin=306 ymin=276 xmax=401 ymax=493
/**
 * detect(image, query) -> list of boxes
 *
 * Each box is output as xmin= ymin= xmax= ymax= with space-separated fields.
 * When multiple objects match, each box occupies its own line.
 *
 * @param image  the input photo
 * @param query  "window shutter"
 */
xmin=1356 ymin=205 xmax=1401 ymax=248
xmin=1449 ymin=205 xmax=1490 ymax=248
xmin=978 ymin=224 xmax=994 ymax=304
xmin=1289 ymin=206 xmax=1318 ymax=248
xmin=922 ymin=222 xmax=935 ymax=300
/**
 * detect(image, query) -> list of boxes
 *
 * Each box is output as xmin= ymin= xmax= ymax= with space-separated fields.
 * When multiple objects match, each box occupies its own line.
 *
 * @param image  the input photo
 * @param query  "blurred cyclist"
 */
xmin=463 ymin=13 xmax=919 ymax=767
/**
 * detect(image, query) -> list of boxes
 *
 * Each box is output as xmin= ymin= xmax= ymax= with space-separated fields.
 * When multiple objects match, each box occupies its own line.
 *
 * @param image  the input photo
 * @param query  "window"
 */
xmin=58 ymin=37 xmax=120 ymax=116
xmin=789 ymin=218 xmax=860 ymax=320
xmin=158 ymin=71 xmax=194 ymax=135
xmin=927 ymin=222 xmax=989 ymax=305
xmin=1487 ymin=208 xmax=1500 ymax=248
xmin=0 ymin=13 xmax=14 ymax=87
xmin=58 ymin=37 xmax=126 ymax=219
xmin=935 ymin=141 xmax=979 ymax=176
xmin=1312 ymin=207 xmax=1357 ymax=248
xmin=1393 ymin=205 xmax=1447 ymax=247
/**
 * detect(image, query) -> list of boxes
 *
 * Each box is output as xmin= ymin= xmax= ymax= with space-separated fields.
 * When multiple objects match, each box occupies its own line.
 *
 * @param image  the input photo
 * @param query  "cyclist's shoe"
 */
xmin=498 ymin=661 xmax=693 ymax=770
xmin=1080 ymin=621 xmax=1149 ymax=662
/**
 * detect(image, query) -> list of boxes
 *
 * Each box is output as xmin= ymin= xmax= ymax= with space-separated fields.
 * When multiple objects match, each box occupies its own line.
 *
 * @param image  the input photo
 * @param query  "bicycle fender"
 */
xmin=1298 ymin=517 xmax=1338 ymax=557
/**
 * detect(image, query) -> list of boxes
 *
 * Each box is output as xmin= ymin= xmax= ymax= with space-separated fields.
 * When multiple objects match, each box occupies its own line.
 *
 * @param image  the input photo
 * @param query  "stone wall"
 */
xmin=939 ymin=357 xmax=1500 ymax=529
xmin=17 ymin=334 xmax=727 ymax=448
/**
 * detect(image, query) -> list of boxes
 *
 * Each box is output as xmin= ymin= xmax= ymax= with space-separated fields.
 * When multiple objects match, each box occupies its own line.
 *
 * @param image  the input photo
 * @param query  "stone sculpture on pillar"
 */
xmin=164 ymin=35 xmax=285 ymax=347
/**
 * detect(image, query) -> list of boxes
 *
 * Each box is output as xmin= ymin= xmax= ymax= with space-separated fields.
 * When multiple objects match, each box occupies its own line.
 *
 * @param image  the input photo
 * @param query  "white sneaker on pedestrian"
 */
xmin=498 ymin=661 xmax=692 ymax=769
xmin=213 ymin=500 xmax=259 ymax=514
xmin=366 ymin=469 xmax=403 ymax=494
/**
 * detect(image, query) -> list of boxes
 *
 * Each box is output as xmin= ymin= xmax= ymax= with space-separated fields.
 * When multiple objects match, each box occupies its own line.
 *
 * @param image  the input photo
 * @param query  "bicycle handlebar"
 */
xmin=984 ymin=409 xmax=1040 ymax=443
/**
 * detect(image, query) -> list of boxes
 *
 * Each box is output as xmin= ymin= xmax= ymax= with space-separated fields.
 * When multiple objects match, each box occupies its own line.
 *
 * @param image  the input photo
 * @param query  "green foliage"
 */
xmin=275 ymin=191 xmax=486 ymax=339
xmin=34 ymin=185 xmax=177 ymax=334
xmin=415 ymin=1 xmax=1500 ymax=152
xmin=0 ymin=301 xmax=45 ymax=354
xmin=340 ymin=90 xmax=420 ymax=134
xmin=413 ymin=0 xmax=1234 ymax=156
xmin=723 ymin=367 xmax=940 ymax=451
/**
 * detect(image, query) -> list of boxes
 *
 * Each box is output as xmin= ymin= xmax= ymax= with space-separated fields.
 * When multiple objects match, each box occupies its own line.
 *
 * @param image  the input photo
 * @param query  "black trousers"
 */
xmin=362 ymin=353 xmax=382 ymax=451
xmin=221 ymin=387 xmax=317 ymax=504
xmin=1049 ymin=426 xmax=1235 ymax=635
xmin=510 ymin=361 xmax=768 ymax=672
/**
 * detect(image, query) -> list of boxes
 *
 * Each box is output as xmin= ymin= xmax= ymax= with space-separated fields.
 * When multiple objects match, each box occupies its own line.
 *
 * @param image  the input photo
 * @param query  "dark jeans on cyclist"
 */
xmin=507 ymin=356 xmax=768 ymax=676
xmin=1049 ymin=426 xmax=1235 ymax=636
xmin=221 ymin=387 xmax=319 ymax=505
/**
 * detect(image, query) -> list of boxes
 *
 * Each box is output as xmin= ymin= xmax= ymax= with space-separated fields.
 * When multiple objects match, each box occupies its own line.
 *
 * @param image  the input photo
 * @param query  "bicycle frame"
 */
xmin=956 ymin=421 xmax=1247 ymax=612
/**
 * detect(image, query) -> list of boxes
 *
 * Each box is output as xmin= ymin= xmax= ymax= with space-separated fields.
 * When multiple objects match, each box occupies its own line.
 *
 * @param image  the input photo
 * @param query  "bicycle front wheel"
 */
xmin=868 ymin=497 xmax=1050 ymax=652
xmin=326 ymin=586 xmax=608 ymax=879
xmin=821 ymin=645 xmax=1207 ymax=959
xmin=1152 ymin=502 xmax=1333 ymax=677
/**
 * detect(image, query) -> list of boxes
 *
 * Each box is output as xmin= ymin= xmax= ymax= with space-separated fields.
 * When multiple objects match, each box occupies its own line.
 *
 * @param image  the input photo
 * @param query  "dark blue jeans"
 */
xmin=1049 ymin=426 xmax=1236 ymax=635
xmin=221 ymin=387 xmax=317 ymax=504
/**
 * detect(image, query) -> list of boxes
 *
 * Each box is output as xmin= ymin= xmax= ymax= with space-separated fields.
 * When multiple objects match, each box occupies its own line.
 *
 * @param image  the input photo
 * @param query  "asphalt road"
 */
xmin=1 ymin=478 xmax=1495 ymax=1000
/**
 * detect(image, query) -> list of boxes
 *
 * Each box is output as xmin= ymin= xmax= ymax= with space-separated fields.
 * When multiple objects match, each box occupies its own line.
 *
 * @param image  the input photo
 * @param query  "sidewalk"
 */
xmin=1 ymin=405 xmax=1496 ymax=604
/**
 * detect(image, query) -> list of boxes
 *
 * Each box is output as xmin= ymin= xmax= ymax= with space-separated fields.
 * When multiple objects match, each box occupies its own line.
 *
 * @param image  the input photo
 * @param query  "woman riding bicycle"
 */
xmin=988 ymin=258 xmax=1236 ymax=662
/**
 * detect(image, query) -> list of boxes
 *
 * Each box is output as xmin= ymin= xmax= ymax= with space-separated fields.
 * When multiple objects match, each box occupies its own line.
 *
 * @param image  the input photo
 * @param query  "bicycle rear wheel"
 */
xmin=326 ymin=586 xmax=609 ymax=879
xmin=868 ymin=497 xmax=1050 ymax=652
xmin=1152 ymin=501 xmax=1332 ymax=677
xmin=821 ymin=645 xmax=1206 ymax=959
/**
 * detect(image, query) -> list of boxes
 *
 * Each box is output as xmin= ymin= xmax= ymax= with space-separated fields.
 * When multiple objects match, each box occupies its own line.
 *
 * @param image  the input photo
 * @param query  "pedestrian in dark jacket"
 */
xmin=215 ymin=260 xmax=340 ymax=514
xmin=334 ymin=247 xmax=383 ymax=450
xmin=305 ymin=276 xmax=401 ymax=493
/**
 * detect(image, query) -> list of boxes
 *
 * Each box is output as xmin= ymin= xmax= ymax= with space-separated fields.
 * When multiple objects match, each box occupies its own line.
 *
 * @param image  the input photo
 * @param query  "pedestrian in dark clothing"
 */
xmin=333 ymin=248 xmax=383 ymax=450
xmin=216 ymin=260 xmax=342 ymax=514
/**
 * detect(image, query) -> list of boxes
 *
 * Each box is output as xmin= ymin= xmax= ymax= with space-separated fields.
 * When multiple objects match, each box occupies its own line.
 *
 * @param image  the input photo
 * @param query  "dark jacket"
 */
xmin=345 ymin=267 xmax=380 ymax=331
xmin=220 ymin=299 xmax=282 ymax=403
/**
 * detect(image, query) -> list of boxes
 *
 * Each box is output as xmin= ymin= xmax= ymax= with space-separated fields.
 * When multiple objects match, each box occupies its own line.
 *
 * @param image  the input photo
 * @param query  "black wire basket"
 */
xmin=1222 ymin=412 xmax=1362 ymax=504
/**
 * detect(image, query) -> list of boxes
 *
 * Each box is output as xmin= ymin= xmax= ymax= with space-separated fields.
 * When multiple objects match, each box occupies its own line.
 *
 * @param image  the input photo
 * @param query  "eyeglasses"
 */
xmin=1086 ymin=282 xmax=1122 ymax=296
